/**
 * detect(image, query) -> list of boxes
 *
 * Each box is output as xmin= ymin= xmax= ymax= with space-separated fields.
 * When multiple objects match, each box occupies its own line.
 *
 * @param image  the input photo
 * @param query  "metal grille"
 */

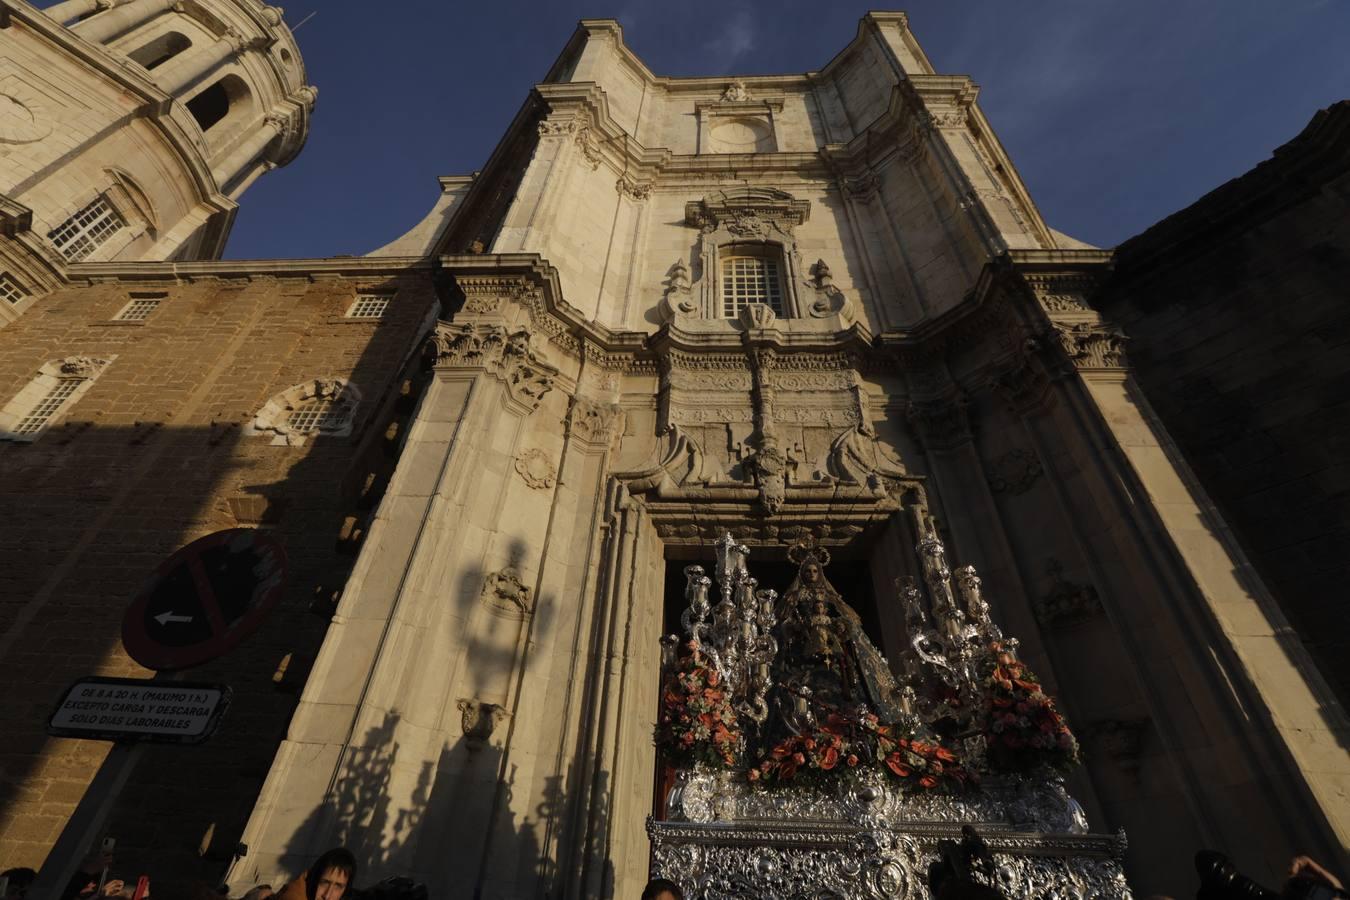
xmin=721 ymin=256 xmax=784 ymax=318
xmin=48 ymin=197 xmax=125 ymax=262
xmin=117 ymin=298 xmax=161 ymax=321
xmin=286 ymin=397 xmax=351 ymax=434
xmin=14 ymin=378 xmax=82 ymax=434
xmin=347 ymin=294 xmax=391 ymax=319
xmin=0 ymin=273 xmax=26 ymax=305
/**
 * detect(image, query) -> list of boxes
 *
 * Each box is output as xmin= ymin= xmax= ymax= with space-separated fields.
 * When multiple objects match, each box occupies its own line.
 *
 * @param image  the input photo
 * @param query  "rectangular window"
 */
xmin=287 ymin=398 xmax=351 ymax=434
xmin=0 ymin=273 xmax=26 ymax=305
xmin=115 ymin=295 xmax=163 ymax=321
xmin=48 ymin=197 xmax=125 ymax=262
xmin=14 ymin=378 xmax=82 ymax=434
xmin=721 ymin=257 xmax=784 ymax=318
xmin=346 ymin=294 xmax=392 ymax=319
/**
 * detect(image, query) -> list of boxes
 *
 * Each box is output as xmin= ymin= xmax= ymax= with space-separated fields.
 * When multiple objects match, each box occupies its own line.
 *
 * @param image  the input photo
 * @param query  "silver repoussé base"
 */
xmin=648 ymin=768 xmax=1133 ymax=900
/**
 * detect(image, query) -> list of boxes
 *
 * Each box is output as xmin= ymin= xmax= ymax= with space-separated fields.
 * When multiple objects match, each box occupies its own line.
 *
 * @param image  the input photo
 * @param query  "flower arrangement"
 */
xmin=655 ymin=645 xmax=744 ymax=769
xmin=981 ymin=642 xmax=1080 ymax=774
xmin=748 ymin=710 xmax=970 ymax=792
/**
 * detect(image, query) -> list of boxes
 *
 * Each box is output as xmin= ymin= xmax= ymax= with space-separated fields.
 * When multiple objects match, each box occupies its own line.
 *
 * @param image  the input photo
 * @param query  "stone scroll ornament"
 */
xmin=657 ymin=530 xmax=1080 ymax=794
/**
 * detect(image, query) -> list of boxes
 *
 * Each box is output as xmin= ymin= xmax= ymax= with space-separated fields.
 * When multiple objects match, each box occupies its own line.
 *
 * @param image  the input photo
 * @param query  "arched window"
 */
xmin=186 ymin=74 xmax=251 ymax=134
xmin=247 ymin=378 xmax=362 ymax=446
xmin=128 ymin=31 xmax=191 ymax=70
xmin=719 ymin=247 xmax=785 ymax=318
xmin=0 ymin=357 xmax=113 ymax=441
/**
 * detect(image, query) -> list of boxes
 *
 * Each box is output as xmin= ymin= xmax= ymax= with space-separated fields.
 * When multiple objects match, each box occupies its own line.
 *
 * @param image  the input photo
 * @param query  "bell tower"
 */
xmin=0 ymin=0 xmax=315 ymax=321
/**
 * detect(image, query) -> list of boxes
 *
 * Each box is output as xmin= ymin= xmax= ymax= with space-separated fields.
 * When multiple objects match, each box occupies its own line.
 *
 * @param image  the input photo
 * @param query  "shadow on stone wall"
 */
xmin=0 ymin=271 xmax=435 ymax=897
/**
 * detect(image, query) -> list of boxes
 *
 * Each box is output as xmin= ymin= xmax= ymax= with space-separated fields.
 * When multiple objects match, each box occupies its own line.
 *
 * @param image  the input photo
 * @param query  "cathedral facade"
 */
xmin=0 ymin=5 xmax=1346 ymax=899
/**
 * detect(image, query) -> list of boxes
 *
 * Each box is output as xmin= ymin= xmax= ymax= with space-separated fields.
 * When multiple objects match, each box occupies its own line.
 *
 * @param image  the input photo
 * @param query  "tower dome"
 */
xmin=0 ymin=0 xmax=315 ymax=276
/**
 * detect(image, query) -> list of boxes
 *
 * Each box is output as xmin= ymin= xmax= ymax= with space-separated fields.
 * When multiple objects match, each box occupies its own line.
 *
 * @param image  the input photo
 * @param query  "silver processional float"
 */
xmin=649 ymin=518 xmax=1133 ymax=900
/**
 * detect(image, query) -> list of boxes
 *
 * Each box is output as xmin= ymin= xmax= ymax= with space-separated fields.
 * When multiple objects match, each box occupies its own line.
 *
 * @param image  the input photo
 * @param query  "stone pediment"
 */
xmin=684 ymin=186 xmax=811 ymax=234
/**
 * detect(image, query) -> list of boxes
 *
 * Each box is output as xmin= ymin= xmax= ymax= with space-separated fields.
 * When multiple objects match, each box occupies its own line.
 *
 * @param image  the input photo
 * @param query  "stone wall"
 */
xmin=0 ymin=263 xmax=435 ymax=889
xmin=1096 ymin=101 xmax=1350 ymax=707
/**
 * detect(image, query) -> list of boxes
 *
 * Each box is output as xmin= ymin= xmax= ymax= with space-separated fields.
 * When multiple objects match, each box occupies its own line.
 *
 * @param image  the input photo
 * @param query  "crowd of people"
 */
xmin=0 ymin=844 xmax=1342 ymax=900
xmin=0 ymin=847 xmax=365 ymax=900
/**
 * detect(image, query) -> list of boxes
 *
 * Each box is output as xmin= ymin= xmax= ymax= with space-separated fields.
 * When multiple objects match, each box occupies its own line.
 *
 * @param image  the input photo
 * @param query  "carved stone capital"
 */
xmin=429 ymin=321 xmax=556 ymax=413
xmin=566 ymin=396 xmax=625 ymax=451
xmin=1053 ymin=322 xmax=1128 ymax=370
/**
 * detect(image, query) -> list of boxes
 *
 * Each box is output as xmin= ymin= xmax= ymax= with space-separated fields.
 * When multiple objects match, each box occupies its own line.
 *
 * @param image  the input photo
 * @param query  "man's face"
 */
xmin=313 ymin=867 xmax=348 ymax=900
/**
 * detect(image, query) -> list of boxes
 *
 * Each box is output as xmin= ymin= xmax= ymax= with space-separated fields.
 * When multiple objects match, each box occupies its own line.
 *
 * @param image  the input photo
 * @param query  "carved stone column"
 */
xmin=998 ymin=276 xmax=1350 ymax=877
xmin=231 ymin=320 xmax=563 ymax=895
xmin=71 ymin=0 xmax=174 ymax=44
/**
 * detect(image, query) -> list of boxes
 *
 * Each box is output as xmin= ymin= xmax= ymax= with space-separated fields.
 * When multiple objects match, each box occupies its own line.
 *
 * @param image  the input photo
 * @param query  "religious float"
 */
xmin=649 ymin=520 xmax=1134 ymax=900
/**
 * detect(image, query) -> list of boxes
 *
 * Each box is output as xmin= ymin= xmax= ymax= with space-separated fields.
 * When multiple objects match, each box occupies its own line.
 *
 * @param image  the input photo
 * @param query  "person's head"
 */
xmin=305 ymin=849 xmax=356 ymax=900
xmin=0 ymin=868 xmax=36 ymax=895
xmin=241 ymin=886 xmax=274 ymax=900
xmin=0 ymin=868 xmax=36 ymax=898
xmin=641 ymin=878 xmax=684 ymax=900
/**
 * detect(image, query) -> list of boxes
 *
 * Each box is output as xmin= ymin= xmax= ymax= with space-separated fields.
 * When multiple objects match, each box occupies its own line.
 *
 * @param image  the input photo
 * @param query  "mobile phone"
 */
xmin=102 ymin=837 xmax=116 ymax=852
xmin=132 ymin=875 xmax=149 ymax=900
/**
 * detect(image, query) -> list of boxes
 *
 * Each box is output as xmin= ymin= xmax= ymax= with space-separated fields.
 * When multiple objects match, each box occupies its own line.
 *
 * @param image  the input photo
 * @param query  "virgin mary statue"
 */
xmin=772 ymin=540 xmax=910 ymax=732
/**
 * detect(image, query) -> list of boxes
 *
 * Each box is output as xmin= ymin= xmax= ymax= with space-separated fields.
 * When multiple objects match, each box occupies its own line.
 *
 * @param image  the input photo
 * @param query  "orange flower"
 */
xmin=819 ymin=746 xmax=839 ymax=770
xmin=885 ymin=753 xmax=911 ymax=778
xmin=846 ymin=754 xmax=860 ymax=767
xmin=919 ymin=774 xmax=939 ymax=789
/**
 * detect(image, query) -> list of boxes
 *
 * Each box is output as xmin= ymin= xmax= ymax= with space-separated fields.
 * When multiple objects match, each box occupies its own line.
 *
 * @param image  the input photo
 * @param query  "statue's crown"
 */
xmin=787 ymin=534 xmax=831 ymax=567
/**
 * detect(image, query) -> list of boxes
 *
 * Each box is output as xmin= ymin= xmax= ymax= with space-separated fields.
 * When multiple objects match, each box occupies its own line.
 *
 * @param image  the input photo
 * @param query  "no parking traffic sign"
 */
xmin=121 ymin=528 xmax=287 ymax=671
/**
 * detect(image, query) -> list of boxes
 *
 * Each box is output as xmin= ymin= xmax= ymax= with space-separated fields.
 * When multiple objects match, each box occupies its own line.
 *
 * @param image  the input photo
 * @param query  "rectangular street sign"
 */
xmin=47 ymin=676 xmax=231 ymax=744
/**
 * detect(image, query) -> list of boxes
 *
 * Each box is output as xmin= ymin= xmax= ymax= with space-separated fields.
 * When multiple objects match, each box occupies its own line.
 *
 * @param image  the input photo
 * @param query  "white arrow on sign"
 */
xmin=153 ymin=611 xmax=194 ymax=626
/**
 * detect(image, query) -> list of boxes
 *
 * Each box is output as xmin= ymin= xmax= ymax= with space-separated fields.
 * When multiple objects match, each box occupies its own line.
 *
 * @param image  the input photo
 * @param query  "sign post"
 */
xmin=29 ymin=529 xmax=286 ymax=900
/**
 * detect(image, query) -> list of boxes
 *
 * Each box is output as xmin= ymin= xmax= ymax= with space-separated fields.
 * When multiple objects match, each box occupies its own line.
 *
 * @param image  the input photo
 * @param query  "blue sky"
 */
xmin=219 ymin=0 xmax=1350 ymax=260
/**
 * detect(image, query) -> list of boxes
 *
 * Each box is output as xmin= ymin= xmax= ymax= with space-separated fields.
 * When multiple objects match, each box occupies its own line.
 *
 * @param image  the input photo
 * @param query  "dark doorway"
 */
xmin=661 ymin=546 xmax=883 ymax=651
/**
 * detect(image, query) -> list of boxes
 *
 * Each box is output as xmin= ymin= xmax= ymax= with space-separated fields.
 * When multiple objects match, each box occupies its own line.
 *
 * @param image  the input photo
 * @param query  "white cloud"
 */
xmin=703 ymin=9 xmax=755 ymax=65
